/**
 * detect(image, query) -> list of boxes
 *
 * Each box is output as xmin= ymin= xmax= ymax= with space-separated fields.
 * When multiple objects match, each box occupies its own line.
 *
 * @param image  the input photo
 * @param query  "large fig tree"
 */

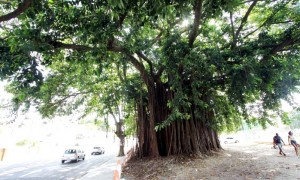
xmin=1 ymin=0 xmax=300 ymax=158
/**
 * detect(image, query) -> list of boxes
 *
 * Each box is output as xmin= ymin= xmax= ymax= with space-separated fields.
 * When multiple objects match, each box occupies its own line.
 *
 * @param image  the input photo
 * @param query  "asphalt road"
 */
xmin=0 ymin=152 xmax=115 ymax=180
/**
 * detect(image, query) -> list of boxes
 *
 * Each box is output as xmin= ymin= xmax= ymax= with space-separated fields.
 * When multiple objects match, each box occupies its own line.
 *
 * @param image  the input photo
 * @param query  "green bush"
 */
xmin=16 ymin=139 xmax=38 ymax=147
xmin=16 ymin=139 xmax=29 ymax=146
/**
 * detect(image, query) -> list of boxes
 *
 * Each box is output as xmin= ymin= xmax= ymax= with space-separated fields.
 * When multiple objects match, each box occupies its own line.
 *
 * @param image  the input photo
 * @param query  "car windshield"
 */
xmin=65 ymin=149 xmax=76 ymax=154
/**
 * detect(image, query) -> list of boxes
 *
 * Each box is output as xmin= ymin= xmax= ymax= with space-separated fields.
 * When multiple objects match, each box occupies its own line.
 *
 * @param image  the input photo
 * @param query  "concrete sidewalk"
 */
xmin=79 ymin=154 xmax=126 ymax=180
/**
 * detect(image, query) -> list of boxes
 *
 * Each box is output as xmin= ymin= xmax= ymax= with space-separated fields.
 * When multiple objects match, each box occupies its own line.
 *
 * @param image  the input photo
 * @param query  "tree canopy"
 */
xmin=1 ymin=0 xmax=300 ymax=157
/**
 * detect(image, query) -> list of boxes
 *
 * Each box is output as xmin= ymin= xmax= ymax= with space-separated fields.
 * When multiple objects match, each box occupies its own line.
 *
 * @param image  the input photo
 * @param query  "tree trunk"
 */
xmin=118 ymin=135 xmax=125 ymax=156
xmin=147 ymin=86 xmax=160 ymax=157
xmin=134 ymin=84 xmax=160 ymax=158
xmin=135 ymin=92 xmax=147 ymax=157
xmin=134 ymin=80 xmax=221 ymax=158
xmin=115 ymin=121 xmax=125 ymax=156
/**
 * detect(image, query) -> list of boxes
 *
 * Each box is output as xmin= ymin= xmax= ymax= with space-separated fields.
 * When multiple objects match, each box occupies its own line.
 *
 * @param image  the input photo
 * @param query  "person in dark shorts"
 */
xmin=288 ymin=131 xmax=299 ymax=156
xmin=273 ymin=133 xmax=286 ymax=156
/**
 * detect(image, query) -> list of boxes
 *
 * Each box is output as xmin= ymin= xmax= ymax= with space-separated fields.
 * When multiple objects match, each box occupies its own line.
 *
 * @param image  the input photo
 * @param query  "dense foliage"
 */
xmin=1 ymin=0 xmax=300 ymax=157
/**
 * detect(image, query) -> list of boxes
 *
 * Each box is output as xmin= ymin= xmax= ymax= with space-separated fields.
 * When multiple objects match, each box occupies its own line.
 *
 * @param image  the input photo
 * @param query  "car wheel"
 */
xmin=235 ymin=140 xmax=239 ymax=143
xmin=83 ymin=156 xmax=85 ymax=160
xmin=61 ymin=160 xmax=65 ymax=164
xmin=91 ymin=152 xmax=94 ymax=155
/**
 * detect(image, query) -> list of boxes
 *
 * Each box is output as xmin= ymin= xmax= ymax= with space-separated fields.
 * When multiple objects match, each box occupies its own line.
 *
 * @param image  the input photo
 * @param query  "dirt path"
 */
xmin=123 ymin=142 xmax=300 ymax=180
xmin=172 ymin=142 xmax=300 ymax=180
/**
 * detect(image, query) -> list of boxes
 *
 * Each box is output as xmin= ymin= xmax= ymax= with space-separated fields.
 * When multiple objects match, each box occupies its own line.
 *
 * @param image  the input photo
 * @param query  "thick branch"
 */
xmin=150 ymin=20 xmax=180 ymax=46
xmin=49 ymin=41 xmax=93 ymax=51
xmin=245 ymin=21 xmax=293 ymax=39
xmin=188 ymin=0 xmax=203 ymax=48
xmin=155 ymin=27 xmax=164 ymax=42
xmin=48 ymin=37 xmax=123 ymax=52
xmin=107 ymin=38 xmax=124 ymax=52
xmin=136 ymin=51 xmax=155 ymax=78
xmin=50 ymin=40 xmax=151 ymax=86
xmin=244 ymin=1 xmax=291 ymax=39
xmin=233 ymin=0 xmax=258 ymax=46
xmin=116 ymin=63 xmax=125 ymax=83
xmin=270 ymin=38 xmax=300 ymax=55
xmin=262 ymin=37 xmax=300 ymax=62
xmin=108 ymin=107 xmax=118 ymax=124
xmin=0 ymin=0 xmax=33 ymax=23
xmin=49 ymin=40 xmax=120 ymax=52
xmin=230 ymin=12 xmax=235 ymax=42
xmin=114 ymin=12 xmax=127 ymax=29
xmin=48 ymin=40 xmax=151 ymax=85
xmin=48 ymin=92 xmax=87 ymax=108
xmin=136 ymin=49 xmax=165 ymax=81
xmin=156 ymin=67 xmax=165 ymax=79
xmin=126 ymin=53 xmax=153 ymax=86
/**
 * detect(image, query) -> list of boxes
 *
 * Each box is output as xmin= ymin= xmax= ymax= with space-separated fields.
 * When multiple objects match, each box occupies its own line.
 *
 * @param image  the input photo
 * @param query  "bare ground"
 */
xmin=122 ymin=142 xmax=300 ymax=180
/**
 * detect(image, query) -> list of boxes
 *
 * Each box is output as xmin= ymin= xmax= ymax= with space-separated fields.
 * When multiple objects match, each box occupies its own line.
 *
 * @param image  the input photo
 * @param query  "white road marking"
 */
xmin=0 ymin=167 xmax=27 ymax=176
xmin=20 ymin=169 xmax=42 ymax=177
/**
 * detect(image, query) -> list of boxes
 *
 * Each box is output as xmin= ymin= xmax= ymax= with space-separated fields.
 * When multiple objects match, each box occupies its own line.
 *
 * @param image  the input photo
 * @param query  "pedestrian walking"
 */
xmin=288 ymin=131 xmax=299 ymax=156
xmin=272 ymin=136 xmax=277 ymax=149
xmin=273 ymin=133 xmax=286 ymax=156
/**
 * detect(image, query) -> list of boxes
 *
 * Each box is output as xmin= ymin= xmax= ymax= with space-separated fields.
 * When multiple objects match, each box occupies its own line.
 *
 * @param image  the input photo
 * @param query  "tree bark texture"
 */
xmin=133 ymin=80 xmax=221 ymax=158
xmin=115 ymin=121 xmax=125 ymax=156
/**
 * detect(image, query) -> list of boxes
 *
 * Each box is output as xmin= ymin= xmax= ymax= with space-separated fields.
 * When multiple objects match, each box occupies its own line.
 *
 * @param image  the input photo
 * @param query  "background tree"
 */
xmin=285 ymin=107 xmax=300 ymax=129
xmin=0 ymin=0 xmax=300 ymax=158
xmin=4 ymin=51 xmax=138 ymax=156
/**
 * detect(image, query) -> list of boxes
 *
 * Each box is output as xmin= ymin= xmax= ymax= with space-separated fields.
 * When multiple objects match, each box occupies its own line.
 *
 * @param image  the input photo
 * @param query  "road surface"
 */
xmin=0 ymin=152 xmax=116 ymax=180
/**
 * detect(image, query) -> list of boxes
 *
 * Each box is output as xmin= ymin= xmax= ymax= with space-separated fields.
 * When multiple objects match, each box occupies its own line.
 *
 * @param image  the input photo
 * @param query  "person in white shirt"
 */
xmin=288 ymin=131 xmax=299 ymax=156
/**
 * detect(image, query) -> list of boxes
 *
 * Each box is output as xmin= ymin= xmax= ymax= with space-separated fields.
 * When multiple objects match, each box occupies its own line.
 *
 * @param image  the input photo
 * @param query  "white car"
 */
xmin=223 ymin=137 xmax=239 ymax=144
xmin=91 ymin=146 xmax=105 ymax=155
xmin=61 ymin=148 xmax=85 ymax=163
